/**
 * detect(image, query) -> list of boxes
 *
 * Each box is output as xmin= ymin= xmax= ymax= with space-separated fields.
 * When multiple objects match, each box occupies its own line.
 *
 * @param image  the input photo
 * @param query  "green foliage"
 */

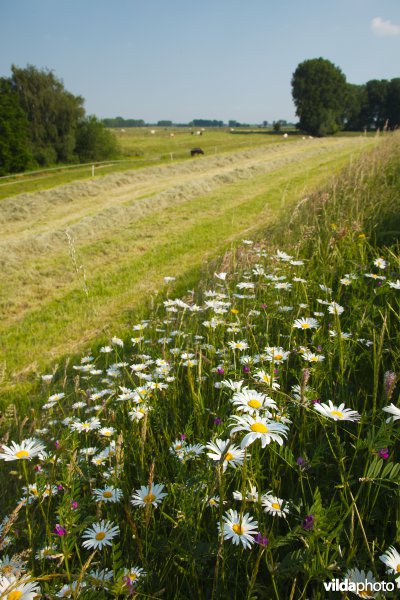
xmin=75 ymin=116 xmax=120 ymax=162
xmin=0 ymin=78 xmax=33 ymax=175
xmin=11 ymin=64 xmax=85 ymax=165
xmin=291 ymin=57 xmax=348 ymax=136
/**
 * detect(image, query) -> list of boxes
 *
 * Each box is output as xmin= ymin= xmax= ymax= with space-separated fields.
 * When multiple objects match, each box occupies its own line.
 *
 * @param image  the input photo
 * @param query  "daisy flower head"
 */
xmin=379 ymin=546 xmax=400 ymax=588
xmin=131 ymin=483 xmax=167 ymax=508
xmin=229 ymin=414 xmax=289 ymax=448
xmin=0 ymin=574 xmax=41 ymax=599
xmin=262 ymin=493 xmax=290 ymax=518
xmin=301 ymin=350 xmax=325 ymax=363
xmin=253 ymin=370 xmax=280 ymax=390
xmin=231 ymin=388 xmax=276 ymax=414
xmin=314 ymin=400 xmax=361 ymax=422
xmin=388 ymin=279 xmax=400 ymax=289
xmin=0 ymin=438 xmax=45 ymax=462
xmin=328 ymin=302 xmax=344 ymax=316
xmin=122 ymin=566 xmax=146 ymax=588
xmin=265 ymin=347 xmax=290 ymax=363
xmin=57 ymin=581 xmax=82 ymax=597
xmin=228 ymin=340 xmax=249 ymax=351
xmin=93 ymin=487 xmax=123 ymax=503
xmin=87 ymin=568 xmax=113 ymax=588
xmin=374 ymin=257 xmax=387 ymax=270
xmin=218 ymin=509 xmax=258 ymax=549
xmin=293 ymin=317 xmax=319 ymax=330
xmin=344 ymin=568 xmax=377 ymax=598
xmin=382 ymin=403 xmax=400 ymax=423
xmin=206 ymin=439 xmax=245 ymax=472
xmin=82 ymin=520 xmax=119 ymax=550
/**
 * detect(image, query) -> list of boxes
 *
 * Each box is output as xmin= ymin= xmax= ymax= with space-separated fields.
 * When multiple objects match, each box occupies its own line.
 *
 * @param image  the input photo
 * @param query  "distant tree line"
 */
xmin=292 ymin=58 xmax=400 ymax=136
xmin=0 ymin=65 xmax=120 ymax=176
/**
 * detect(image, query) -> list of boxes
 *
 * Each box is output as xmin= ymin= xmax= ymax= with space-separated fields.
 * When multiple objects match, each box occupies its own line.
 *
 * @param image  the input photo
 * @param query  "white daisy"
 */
xmin=229 ymin=414 xmax=289 ymax=448
xmin=382 ymin=404 xmax=400 ymax=423
xmin=0 ymin=439 xmax=45 ymax=462
xmin=82 ymin=520 xmax=119 ymax=550
xmin=374 ymin=257 xmax=387 ymax=270
xmin=293 ymin=317 xmax=319 ymax=330
xmin=218 ymin=509 xmax=258 ymax=549
xmin=314 ymin=401 xmax=360 ymax=422
xmin=264 ymin=347 xmax=290 ymax=363
xmin=253 ymin=370 xmax=280 ymax=390
xmin=0 ymin=574 xmax=40 ymax=599
xmin=231 ymin=389 xmax=276 ymax=414
xmin=206 ymin=439 xmax=245 ymax=472
xmin=344 ymin=567 xmax=377 ymax=597
xmin=262 ymin=493 xmax=290 ymax=518
xmin=93 ymin=487 xmax=123 ymax=503
xmin=131 ymin=483 xmax=167 ymax=508
xmin=379 ymin=546 xmax=400 ymax=588
xmin=122 ymin=566 xmax=146 ymax=586
xmin=228 ymin=340 xmax=249 ymax=351
xmin=388 ymin=280 xmax=400 ymax=289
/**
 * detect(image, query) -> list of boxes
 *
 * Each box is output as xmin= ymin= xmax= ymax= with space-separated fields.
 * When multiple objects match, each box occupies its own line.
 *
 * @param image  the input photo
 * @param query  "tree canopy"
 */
xmin=292 ymin=58 xmax=400 ymax=135
xmin=0 ymin=64 xmax=120 ymax=175
xmin=291 ymin=58 xmax=348 ymax=136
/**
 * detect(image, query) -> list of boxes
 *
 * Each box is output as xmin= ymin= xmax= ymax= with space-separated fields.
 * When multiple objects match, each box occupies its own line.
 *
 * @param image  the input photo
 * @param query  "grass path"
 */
xmin=0 ymin=136 xmax=380 ymax=392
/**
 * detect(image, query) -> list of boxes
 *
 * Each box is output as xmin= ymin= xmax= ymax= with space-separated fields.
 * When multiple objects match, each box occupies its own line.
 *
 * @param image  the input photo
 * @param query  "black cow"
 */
xmin=190 ymin=147 xmax=204 ymax=157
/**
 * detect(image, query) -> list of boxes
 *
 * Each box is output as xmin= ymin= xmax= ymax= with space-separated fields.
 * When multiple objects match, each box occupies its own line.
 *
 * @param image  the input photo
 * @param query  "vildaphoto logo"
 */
xmin=323 ymin=578 xmax=395 ymax=593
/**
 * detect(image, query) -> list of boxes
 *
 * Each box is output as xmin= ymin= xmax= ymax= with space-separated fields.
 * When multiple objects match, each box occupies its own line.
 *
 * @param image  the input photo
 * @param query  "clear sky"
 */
xmin=1 ymin=0 xmax=399 ymax=123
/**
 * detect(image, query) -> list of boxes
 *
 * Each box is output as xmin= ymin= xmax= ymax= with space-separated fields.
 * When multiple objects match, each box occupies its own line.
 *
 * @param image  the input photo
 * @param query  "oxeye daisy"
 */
xmin=293 ymin=317 xmax=319 ymax=330
xmin=82 ymin=520 xmax=119 ymax=550
xmin=131 ymin=483 xmax=167 ymax=508
xmin=206 ymin=438 xmax=245 ymax=472
xmin=344 ymin=568 xmax=377 ymax=598
xmin=56 ymin=581 xmax=82 ymax=597
xmin=0 ymin=439 xmax=45 ymax=462
xmin=314 ymin=400 xmax=360 ymax=422
xmin=0 ymin=574 xmax=41 ymax=599
xmin=382 ymin=404 xmax=400 ymax=423
xmin=93 ymin=487 xmax=123 ymax=503
xmin=261 ymin=493 xmax=290 ymax=518
xmin=265 ymin=347 xmax=290 ymax=363
xmin=231 ymin=389 xmax=276 ymax=414
xmin=379 ymin=546 xmax=400 ymax=588
xmin=229 ymin=414 xmax=289 ymax=448
xmin=253 ymin=370 xmax=280 ymax=390
xmin=301 ymin=350 xmax=325 ymax=363
xmin=374 ymin=257 xmax=387 ymax=269
xmin=328 ymin=302 xmax=344 ymax=315
xmin=218 ymin=509 xmax=258 ymax=549
xmin=122 ymin=566 xmax=146 ymax=587
xmin=228 ymin=340 xmax=249 ymax=351
xmin=87 ymin=568 xmax=113 ymax=588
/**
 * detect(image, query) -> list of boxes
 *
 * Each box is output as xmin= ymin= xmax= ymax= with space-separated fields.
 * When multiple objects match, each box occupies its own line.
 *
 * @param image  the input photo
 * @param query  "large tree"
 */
xmin=10 ymin=64 xmax=85 ymax=165
xmin=0 ymin=78 xmax=33 ymax=175
xmin=291 ymin=58 xmax=348 ymax=136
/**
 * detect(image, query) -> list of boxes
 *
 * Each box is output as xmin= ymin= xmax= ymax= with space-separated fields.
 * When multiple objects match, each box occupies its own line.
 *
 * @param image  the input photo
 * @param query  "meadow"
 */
xmin=0 ymin=131 xmax=379 ymax=406
xmin=0 ymin=131 xmax=399 ymax=599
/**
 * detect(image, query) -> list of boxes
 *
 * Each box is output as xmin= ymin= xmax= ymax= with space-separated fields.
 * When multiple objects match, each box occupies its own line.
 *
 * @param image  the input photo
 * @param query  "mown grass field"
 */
xmin=0 ymin=134 xmax=381 ymax=404
xmin=0 ymin=133 xmax=398 ymax=599
xmin=0 ymin=128 xmax=299 ymax=201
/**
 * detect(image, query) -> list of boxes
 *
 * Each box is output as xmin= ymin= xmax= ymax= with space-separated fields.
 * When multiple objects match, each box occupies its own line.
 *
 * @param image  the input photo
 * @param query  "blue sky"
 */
xmin=1 ymin=0 xmax=399 ymax=123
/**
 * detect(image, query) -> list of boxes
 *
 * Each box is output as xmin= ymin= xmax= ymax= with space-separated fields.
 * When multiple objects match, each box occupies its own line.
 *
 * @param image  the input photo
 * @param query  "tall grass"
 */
xmin=0 ymin=134 xmax=399 ymax=599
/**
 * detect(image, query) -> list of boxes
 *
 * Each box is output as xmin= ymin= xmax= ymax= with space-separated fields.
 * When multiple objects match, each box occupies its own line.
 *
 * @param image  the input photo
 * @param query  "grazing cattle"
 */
xmin=190 ymin=147 xmax=204 ymax=157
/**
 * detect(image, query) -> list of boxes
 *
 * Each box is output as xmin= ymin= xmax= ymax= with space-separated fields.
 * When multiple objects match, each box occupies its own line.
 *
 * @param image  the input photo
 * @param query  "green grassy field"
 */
xmin=0 ymin=128 xmax=299 ymax=200
xmin=0 ymin=133 xmax=383 ymax=403
xmin=0 ymin=133 xmax=398 ymax=599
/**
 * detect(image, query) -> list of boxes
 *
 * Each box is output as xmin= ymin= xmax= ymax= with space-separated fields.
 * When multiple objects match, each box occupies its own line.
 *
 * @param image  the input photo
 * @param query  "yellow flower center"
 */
xmin=301 ymin=323 xmax=310 ymax=329
xmin=143 ymin=493 xmax=156 ymax=504
xmin=396 ymin=564 xmax=400 ymax=573
xmin=103 ymin=431 xmax=111 ymax=437
xmin=231 ymin=309 xmax=239 ymax=314
xmin=251 ymin=422 xmax=268 ymax=433
xmin=248 ymin=399 xmax=262 ymax=409
xmin=271 ymin=502 xmax=281 ymax=510
xmin=225 ymin=452 xmax=233 ymax=461
xmin=128 ymin=573 xmax=137 ymax=581
xmin=275 ymin=354 xmax=283 ymax=360
xmin=95 ymin=532 xmax=106 ymax=541
xmin=103 ymin=491 xmax=113 ymax=498
xmin=331 ymin=411 xmax=343 ymax=418
xmin=8 ymin=592 xmax=23 ymax=600
xmin=175 ymin=444 xmax=182 ymax=450
xmin=15 ymin=450 xmax=29 ymax=459
xmin=232 ymin=524 xmax=244 ymax=535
